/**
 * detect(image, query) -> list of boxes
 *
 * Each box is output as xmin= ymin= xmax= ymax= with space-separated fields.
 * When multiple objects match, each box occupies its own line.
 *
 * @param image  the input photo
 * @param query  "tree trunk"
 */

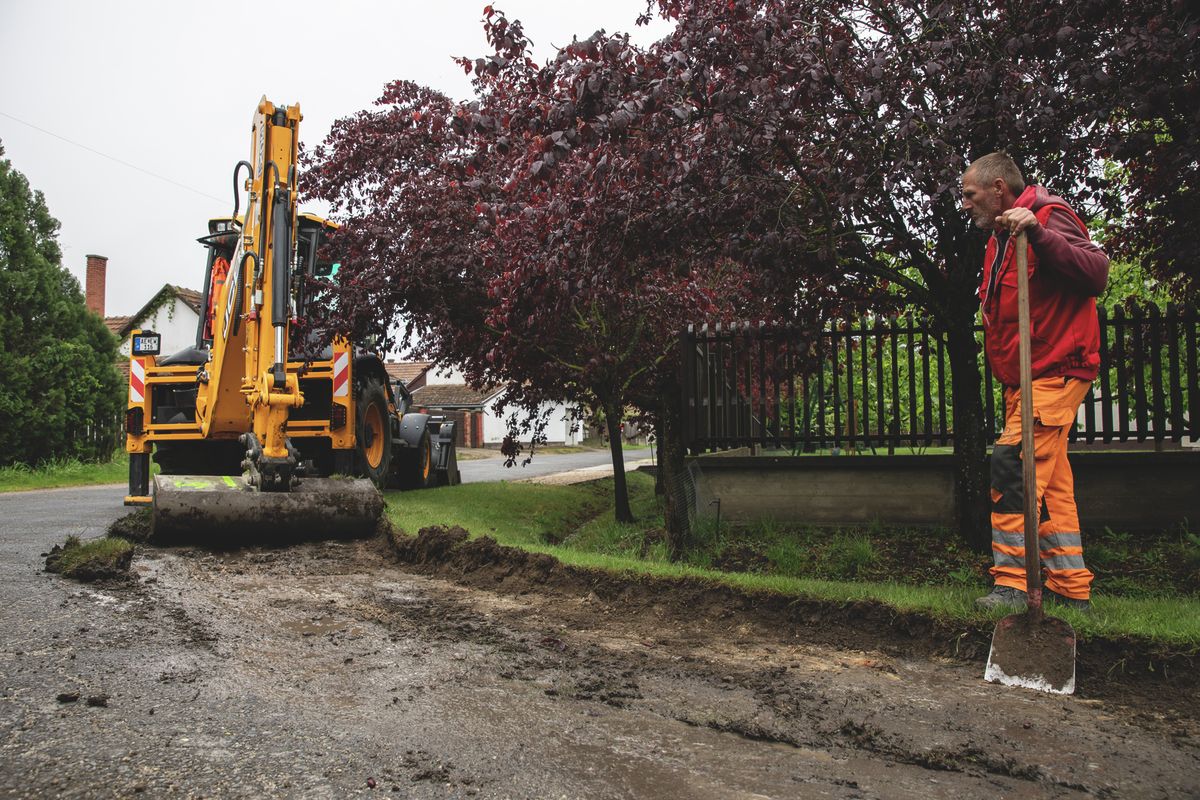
xmin=604 ymin=399 xmax=634 ymax=523
xmin=653 ymin=431 xmax=664 ymax=495
xmin=655 ymin=384 xmax=691 ymax=560
xmin=945 ymin=315 xmax=991 ymax=553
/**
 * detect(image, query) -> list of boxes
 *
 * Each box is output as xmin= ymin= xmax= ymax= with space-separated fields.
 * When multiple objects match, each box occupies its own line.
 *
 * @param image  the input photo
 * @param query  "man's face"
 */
xmin=961 ymin=170 xmax=1001 ymax=231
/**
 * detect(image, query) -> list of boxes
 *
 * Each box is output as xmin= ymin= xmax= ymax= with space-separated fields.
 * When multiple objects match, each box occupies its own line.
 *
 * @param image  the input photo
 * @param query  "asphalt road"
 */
xmin=456 ymin=448 xmax=649 ymax=484
xmin=1 ymin=483 xmax=1196 ymax=798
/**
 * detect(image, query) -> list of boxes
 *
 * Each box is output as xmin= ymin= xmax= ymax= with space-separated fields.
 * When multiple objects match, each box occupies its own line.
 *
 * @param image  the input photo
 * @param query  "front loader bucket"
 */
xmin=152 ymin=474 xmax=384 ymax=542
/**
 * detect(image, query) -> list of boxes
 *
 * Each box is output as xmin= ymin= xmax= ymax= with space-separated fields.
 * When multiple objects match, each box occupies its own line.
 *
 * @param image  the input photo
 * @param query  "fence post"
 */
xmin=1166 ymin=303 xmax=1184 ymax=441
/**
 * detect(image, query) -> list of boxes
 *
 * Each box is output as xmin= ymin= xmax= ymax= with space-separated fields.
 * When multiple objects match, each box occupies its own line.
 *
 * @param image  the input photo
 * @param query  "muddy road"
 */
xmin=2 ymin=487 xmax=1198 ymax=798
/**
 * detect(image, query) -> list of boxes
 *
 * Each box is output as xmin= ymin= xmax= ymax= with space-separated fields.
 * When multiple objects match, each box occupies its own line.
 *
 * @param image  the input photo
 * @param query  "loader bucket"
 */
xmin=152 ymin=474 xmax=384 ymax=543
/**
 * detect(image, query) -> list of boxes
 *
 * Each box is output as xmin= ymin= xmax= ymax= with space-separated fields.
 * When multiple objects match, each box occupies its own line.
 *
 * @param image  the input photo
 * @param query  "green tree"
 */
xmin=0 ymin=144 xmax=123 ymax=466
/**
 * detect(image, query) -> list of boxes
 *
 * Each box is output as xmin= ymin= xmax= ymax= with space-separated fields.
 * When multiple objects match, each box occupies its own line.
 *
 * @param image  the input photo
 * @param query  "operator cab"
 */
xmin=191 ymin=216 xmax=243 ymax=352
xmin=296 ymin=213 xmax=340 ymax=283
xmin=292 ymin=213 xmax=340 ymax=359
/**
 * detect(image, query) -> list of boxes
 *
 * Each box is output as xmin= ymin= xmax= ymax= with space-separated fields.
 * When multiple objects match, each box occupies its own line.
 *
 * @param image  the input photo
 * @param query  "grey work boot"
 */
xmin=1045 ymin=588 xmax=1091 ymax=612
xmin=974 ymin=585 xmax=1027 ymax=611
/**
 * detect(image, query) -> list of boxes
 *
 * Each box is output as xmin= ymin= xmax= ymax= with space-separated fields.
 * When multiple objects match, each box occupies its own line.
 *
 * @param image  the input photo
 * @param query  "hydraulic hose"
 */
xmin=229 ymin=251 xmax=258 ymax=338
xmin=231 ymin=160 xmax=252 ymax=222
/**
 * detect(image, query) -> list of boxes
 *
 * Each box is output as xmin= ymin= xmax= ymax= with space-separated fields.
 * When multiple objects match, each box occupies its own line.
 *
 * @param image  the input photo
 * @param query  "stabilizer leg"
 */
xmin=124 ymin=452 xmax=151 ymax=506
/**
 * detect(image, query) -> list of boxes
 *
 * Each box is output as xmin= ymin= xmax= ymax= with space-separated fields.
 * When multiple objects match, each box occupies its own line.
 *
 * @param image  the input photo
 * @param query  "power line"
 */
xmin=0 ymin=110 xmax=228 ymax=204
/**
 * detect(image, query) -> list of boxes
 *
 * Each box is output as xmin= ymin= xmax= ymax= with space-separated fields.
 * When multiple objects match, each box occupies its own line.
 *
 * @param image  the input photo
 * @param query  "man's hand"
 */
xmin=996 ymin=207 xmax=1040 ymax=235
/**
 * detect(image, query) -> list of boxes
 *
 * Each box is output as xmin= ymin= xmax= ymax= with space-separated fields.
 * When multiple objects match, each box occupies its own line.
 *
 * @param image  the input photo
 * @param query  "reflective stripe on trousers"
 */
xmin=989 ymin=377 xmax=1095 ymax=600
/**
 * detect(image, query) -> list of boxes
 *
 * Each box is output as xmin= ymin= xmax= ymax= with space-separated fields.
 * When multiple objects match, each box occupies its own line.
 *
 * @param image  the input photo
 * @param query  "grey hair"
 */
xmin=965 ymin=151 xmax=1026 ymax=195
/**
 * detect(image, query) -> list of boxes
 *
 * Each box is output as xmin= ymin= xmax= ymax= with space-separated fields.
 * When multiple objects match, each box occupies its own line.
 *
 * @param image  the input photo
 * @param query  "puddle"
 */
xmin=280 ymin=616 xmax=348 ymax=637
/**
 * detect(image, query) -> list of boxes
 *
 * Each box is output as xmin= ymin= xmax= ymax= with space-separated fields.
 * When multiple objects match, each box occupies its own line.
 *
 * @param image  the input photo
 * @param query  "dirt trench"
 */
xmin=5 ymin=530 xmax=1199 ymax=799
xmin=391 ymin=525 xmax=1200 ymax=715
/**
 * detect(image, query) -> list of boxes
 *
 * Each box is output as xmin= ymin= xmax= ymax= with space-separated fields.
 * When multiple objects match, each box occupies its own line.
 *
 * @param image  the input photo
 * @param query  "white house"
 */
xmin=399 ymin=362 xmax=583 ymax=449
xmin=108 ymin=284 xmax=204 ymax=359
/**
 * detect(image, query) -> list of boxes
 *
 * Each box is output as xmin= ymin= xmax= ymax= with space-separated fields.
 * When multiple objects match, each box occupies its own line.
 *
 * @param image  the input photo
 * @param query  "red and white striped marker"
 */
xmin=332 ymin=351 xmax=349 ymax=398
xmin=129 ymin=358 xmax=146 ymax=404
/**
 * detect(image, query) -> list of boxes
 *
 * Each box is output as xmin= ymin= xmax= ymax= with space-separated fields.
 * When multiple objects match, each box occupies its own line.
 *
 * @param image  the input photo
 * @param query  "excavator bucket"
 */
xmin=151 ymin=474 xmax=383 ymax=542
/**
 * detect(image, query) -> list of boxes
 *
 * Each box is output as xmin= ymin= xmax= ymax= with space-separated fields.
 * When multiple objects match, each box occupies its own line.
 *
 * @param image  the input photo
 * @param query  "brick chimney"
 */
xmin=85 ymin=254 xmax=107 ymax=317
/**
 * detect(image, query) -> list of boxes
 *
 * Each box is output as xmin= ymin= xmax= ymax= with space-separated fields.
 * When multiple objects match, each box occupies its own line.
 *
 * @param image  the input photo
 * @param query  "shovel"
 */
xmin=983 ymin=231 xmax=1077 ymax=695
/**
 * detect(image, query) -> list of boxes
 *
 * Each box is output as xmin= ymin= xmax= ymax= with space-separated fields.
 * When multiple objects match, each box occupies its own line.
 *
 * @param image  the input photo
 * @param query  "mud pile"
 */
xmin=390 ymin=526 xmax=567 ymax=594
xmin=389 ymin=525 xmax=1200 ymax=713
xmin=106 ymin=508 xmax=153 ymax=542
xmin=44 ymin=535 xmax=134 ymax=581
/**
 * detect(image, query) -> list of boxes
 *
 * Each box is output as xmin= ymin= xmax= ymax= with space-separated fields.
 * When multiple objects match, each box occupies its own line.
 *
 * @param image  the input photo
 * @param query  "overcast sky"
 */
xmin=0 ymin=1 xmax=672 ymax=318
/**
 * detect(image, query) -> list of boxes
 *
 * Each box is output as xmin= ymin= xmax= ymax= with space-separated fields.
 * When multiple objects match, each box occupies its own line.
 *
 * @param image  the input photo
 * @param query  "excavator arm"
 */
xmin=140 ymin=98 xmax=383 ymax=540
xmin=216 ymin=98 xmax=304 ymax=490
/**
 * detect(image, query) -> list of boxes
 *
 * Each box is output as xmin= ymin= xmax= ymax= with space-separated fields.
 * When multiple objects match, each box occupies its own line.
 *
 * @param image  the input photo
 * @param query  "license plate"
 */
xmin=132 ymin=332 xmax=161 ymax=356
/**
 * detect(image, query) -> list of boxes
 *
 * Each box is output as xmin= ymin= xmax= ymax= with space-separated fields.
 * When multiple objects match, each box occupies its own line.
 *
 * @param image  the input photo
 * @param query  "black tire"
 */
xmin=331 ymin=448 xmax=355 ymax=478
xmin=153 ymin=441 xmax=241 ymax=476
xmin=152 ymin=442 xmax=187 ymax=475
xmin=354 ymin=377 xmax=392 ymax=488
xmin=390 ymin=427 xmax=433 ymax=490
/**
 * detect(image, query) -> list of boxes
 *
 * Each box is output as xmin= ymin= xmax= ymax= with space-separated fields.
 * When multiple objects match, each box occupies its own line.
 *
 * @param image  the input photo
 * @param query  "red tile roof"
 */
xmin=104 ymin=316 xmax=130 ymax=335
xmin=173 ymin=286 xmax=203 ymax=314
xmin=384 ymin=361 xmax=431 ymax=386
xmin=410 ymin=383 xmax=503 ymax=409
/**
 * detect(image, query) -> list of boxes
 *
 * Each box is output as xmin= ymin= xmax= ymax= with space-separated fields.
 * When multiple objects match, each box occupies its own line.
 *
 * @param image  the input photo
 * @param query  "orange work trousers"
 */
xmin=989 ymin=376 xmax=1094 ymax=600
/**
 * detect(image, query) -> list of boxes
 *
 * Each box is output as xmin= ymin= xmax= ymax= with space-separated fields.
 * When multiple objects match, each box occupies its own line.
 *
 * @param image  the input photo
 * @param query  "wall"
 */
xmin=481 ymin=400 xmax=583 ymax=447
xmin=118 ymin=297 xmax=199 ymax=359
xmin=689 ymin=451 xmax=1199 ymax=532
xmin=424 ymin=364 xmax=584 ymax=446
xmin=425 ymin=364 xmax=465 ymax=386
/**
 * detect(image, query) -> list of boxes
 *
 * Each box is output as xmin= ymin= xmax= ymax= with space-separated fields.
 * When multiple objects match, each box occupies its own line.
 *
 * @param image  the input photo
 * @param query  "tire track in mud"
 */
xmin=381 ymin=525 xmax=1200 ymax=798
xmin=16 ymin=528 xmax=1195 ymax=798
xmin=395 ymin=597 xmax=1113 ymax=798
xmin=337 ymin=567 xmax=1076 ymax=796
xmin=390 ymin=525 xmax=1200 ymax=712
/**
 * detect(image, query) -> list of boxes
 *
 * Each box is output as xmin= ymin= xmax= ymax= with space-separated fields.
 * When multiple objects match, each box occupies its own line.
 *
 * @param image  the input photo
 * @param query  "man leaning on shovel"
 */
xmin=961 ymin=151 xmax=1109 ymax=612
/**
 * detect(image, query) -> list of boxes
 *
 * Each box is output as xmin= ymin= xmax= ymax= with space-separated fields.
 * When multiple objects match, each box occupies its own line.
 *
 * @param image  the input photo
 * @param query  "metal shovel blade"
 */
xmin=985 ymin=612 xmax=1077 ymax=695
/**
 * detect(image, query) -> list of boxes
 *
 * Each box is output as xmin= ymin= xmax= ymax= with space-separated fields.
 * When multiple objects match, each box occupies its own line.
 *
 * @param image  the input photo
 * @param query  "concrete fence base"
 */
xmin=686 ymin=451 xmax=1199 ymax=532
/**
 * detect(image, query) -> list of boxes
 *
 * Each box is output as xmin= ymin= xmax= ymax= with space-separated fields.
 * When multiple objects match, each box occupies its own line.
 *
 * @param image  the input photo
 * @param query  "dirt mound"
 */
xmin=44 ymin=535 xmax=134 ymax=581
xmin=388 ymin=526 xmax=1199 ymax=714
xmin=395 ymin=526 xmax=566 ymax=593
xmin=107 ymin=508 xmax=153 ymax=543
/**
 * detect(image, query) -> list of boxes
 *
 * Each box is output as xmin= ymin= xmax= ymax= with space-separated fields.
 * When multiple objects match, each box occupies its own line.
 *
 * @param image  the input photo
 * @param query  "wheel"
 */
xmin=153 ymin=442 xmax=186 ymax=475
xmin=354 ymin=377 xmax=392 ymax=488
xmin=390 ymin=427 xmax=433 ymax=490
xmin=153 ymin=441 xmax=241 ymax=475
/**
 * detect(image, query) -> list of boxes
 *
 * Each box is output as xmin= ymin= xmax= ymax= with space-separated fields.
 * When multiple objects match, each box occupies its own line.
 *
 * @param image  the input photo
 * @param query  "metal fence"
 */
xmin=681 ymin=304 xmax=1199 ymax=454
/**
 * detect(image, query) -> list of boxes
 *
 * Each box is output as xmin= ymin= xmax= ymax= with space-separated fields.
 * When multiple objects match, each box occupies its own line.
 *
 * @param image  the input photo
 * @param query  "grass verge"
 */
xmin=0 ymin=452 xmax=130 ymax=493
xmin=44 ymin=535 xmax=135 ymax=581
xmin=385 ymin=471 xmax=1200 ymax=646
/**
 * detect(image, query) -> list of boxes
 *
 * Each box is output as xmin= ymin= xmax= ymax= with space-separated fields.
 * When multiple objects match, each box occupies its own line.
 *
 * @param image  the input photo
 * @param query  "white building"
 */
xmin=401 ymin=362 xmax=583 ymax=449
xmin=108 ymin=285 xmax=204 ymax=359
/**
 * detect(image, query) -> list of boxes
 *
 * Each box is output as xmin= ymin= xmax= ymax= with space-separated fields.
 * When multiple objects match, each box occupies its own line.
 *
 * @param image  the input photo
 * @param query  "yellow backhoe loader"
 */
xmin=124 ymin=97 xmax=458 ymax=539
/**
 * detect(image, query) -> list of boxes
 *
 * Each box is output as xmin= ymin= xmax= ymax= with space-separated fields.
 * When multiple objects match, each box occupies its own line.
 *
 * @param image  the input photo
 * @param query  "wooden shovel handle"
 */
xmin=1015 ymin=232 xmax=1043 ymax=619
